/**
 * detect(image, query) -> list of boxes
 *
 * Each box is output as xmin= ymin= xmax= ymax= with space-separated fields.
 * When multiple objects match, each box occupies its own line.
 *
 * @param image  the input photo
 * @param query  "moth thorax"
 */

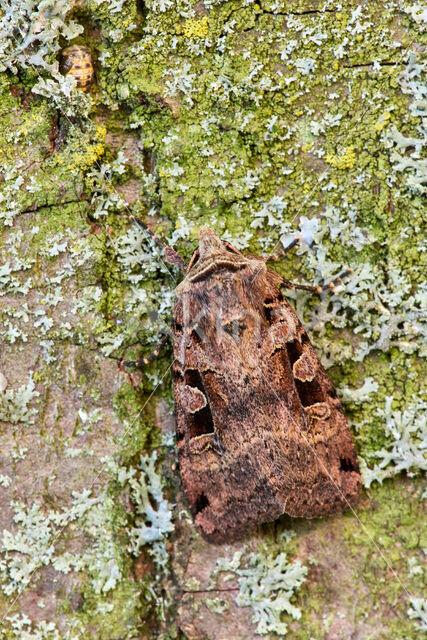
xmin=198 ymin=228 xmax=225 ymax=259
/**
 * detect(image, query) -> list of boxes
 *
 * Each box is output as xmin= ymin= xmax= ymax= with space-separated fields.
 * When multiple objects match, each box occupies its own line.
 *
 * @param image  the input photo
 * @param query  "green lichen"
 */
xmin=271 ymin=477 xmax=426 ymax=639
xmin=0 ymin=0 xmax=83 ymax=75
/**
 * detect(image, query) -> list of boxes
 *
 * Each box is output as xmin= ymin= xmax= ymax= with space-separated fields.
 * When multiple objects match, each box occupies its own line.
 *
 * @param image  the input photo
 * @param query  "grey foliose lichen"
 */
xmin=212 ymin=535 xmax=307 ymax=636
xmin=0 ymin=0 xmax=83 ymax=74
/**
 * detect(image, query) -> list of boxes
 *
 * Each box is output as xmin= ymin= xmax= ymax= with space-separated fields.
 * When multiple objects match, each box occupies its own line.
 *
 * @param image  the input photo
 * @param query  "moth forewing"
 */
xmin=171 ymin=228 xmax=361 ymax=543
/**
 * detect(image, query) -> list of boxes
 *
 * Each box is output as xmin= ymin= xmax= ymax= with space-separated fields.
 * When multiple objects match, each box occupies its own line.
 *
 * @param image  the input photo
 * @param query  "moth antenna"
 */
xmin=130 ymin=215 xmax=187 ymax=271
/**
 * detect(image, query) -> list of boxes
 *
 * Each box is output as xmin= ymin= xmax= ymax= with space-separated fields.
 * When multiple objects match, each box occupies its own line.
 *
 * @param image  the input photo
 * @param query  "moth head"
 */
xmin=198 ymin=228 xmax=225 ymax=259
xmin=198 ymin=228 xmax=242 ymax=259
xmin=184 ymin=228 xmax=245 ymax=276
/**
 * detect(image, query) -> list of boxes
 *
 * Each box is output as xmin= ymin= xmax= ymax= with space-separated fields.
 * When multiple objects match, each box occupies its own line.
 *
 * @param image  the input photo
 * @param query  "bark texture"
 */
xmin=0 ymin=1 xmax=425 ymax=639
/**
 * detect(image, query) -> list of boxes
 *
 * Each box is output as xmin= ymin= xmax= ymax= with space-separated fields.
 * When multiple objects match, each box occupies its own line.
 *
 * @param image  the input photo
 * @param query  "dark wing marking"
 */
xmin=263 ymin=288 xmax=361 ymax=518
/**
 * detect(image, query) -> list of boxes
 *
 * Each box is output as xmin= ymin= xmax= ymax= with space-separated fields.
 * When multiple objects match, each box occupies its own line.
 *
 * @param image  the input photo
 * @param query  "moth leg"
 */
xmin=129 ymin=216 xmax=187 ymax=271
xmin=281 ymin=269 xmax=353 ymax=295
xmin=281 ymin=279 xmax=323 ymax=294
xmin=121 ymin=331 xmax=172 ymax=368
xmin=268 ymin=236 xmax=300 ymax=261
xmin=319 ymin=268 xmax=353 ymax=292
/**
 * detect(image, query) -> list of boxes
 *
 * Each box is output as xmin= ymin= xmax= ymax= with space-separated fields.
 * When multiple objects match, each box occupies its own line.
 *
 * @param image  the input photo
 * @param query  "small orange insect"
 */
xmin=61 ymin=45 xmax=94 ymax=91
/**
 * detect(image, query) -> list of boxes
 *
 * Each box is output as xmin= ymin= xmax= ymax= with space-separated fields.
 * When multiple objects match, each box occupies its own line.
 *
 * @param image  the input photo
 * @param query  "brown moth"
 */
xmin=60 ymin=45 xmax=95 ymax=91
xmin=169 ymin=228 xmax=361 ymax=543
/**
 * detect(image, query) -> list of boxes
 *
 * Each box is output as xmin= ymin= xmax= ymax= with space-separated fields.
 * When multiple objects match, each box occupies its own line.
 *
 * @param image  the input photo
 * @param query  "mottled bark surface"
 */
xmin=0 ymin=1 xmax=425 ymax=639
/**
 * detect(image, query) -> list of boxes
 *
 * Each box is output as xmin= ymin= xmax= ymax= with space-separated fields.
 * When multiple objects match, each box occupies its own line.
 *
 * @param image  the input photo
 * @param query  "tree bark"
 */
xmin=0 ymin=1 xmax=425 ymax=638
